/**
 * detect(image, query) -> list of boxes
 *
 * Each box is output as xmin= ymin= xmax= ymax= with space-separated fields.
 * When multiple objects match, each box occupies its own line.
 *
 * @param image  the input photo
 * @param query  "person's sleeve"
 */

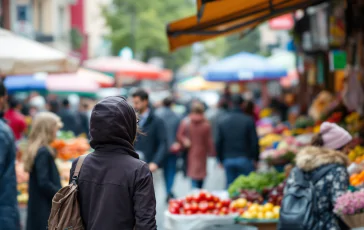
xmin=34 ymin=148 xmax=61 ymax=199
xmin=215 ymin=122 xmax=223 ymax=163
xmin=0 ymin=133 xmax=8 ymax=178
xmin=134 ymin=164 xmax=157 ymax=230
xmin=176 ymin=119 xmax=186 ymax=144
xmin=249 ymin=120 xmax=260 ymax=161
xmin=283 ymin=168 xmax=295 ymax=195
xmin=330 ymin=166 xmax=349 ymax=204
xmin=152 ymin=118 xmax=167 ymax=166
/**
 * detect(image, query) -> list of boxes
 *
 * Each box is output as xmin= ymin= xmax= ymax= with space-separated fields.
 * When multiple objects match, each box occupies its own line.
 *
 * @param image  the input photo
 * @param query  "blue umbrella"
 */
xmin=4 ymin=75 xmax=47 ymax=93
xmin=204 ymin=52 xmax=287 ymax=82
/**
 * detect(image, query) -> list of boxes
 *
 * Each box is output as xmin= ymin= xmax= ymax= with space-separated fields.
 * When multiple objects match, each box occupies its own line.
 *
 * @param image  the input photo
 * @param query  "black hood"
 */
xmin=89 ymin=96 xmax=139 ymax=159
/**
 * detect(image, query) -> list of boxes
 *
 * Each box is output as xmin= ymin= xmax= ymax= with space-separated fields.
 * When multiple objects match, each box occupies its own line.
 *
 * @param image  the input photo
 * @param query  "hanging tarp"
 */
xmin=167 ymin=0 xmax=326 ymax=51
xmin=204 ymin=52 xmax=287 ymax=82
xmin=178 ymin=76 xmax=224 ymax=91
xmin=0 ymin=28 xmax=78 ymax=75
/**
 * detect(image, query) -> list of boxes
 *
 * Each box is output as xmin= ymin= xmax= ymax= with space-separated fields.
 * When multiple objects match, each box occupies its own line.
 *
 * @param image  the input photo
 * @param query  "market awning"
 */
xmin=167 ymin=0 xmax=326 ymax=51
xmin=48 ymin=68 xmax=114 ymax=88
xmin=0 ymin=28 xmax=78 ymax=75
xmin=204 ymin=52 xmax=287 ymax=82
xmin=83 ymin=57 xmax=167 ymax=80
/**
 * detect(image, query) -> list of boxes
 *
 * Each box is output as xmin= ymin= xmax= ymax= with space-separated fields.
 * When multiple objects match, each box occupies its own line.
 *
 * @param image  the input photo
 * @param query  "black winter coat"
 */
xmin=216 ymin=108 xmax=260 ymax=162
xmin=134 ymin=110 xmax=167 ymax=166
xmin=0 ymin=117 xmax=20 ymax=230
xmin=70 ymin=96 xmax=157 ymax=230
xmin=27 ymin=147 xmax=61 ymax=230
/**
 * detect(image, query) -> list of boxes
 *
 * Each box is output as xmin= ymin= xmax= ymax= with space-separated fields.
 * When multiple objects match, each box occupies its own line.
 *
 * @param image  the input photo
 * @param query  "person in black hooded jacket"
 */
xmin=69 ymin=96 xmax=157 ymax=230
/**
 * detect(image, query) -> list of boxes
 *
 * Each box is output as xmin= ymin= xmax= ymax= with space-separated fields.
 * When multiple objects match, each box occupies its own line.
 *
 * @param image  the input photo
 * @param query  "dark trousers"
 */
xmin=223 ymin=156 xmax=255 ymax=188
xmin=163 ymin=154 xmax=177 ymax=195
xmin=191 ymin=179 xmax=204 ymax=189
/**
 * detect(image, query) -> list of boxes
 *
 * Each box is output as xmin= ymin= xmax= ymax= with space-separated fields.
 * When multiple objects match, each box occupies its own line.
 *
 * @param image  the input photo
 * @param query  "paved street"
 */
xmin=154 ymin=158 xmax=226 ymax=229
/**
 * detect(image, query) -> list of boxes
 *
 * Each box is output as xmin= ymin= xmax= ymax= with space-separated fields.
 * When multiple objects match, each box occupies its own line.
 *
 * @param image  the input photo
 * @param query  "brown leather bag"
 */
xmin=48 ymin=154 xmax=88 ymax=230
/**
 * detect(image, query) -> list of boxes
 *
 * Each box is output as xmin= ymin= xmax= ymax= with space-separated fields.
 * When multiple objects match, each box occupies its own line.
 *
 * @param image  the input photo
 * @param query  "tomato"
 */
xmin=213 ymin=196 xmax=220 ymax=203
xmin=198 ymin=191 xmax=207 ymax=201
xmin=208 ymin=202 xmax=215 ymax=210
xmin=220 ymin=207 xmax=229 ymax=215
xmin=168 ymin=206 xmax=180 ymax=214
xmin=205 ymin=193 xmax=213 ymax=202
xmin=215 ymin=202 xmax=223 ymax=209
xmin=230 ymin=207 xmax=237 ymax=213
xmin=221 ymin=199 xmax=231 ymax=207
xmin=190 ymin=203 xmax=199 ymax=213
xmin=185 ymin=195 xmax=193 ymax=203
xmin=212 ymin=209 xmax=220 ymax=215
xmin=238 ymin=209 xmax=244 ymax=215
xmin=198 ymin=202 xmax=209 ymax=213
xmin=183 ymin=203 xmax=192 ymax=212
xmin=192 ymin=194 xmax=201 ymax=203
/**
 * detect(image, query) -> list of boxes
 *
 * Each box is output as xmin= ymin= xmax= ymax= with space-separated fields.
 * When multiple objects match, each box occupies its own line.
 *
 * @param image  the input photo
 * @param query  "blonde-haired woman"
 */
xmin=24 ymin=112 xmax=63 ymax=230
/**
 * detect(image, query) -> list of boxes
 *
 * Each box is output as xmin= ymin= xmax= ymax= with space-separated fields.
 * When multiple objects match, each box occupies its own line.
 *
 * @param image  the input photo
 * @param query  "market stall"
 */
xmin=0 ymin=28 xmax=78 ymax=76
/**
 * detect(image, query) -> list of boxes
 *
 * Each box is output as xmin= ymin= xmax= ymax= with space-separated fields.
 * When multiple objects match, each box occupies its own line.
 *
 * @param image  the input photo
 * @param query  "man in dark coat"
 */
xmin=0 ymin=81 xmax=20 ymax=230
xmin=58 ymin=99 xmax=81 ymax=135
xmin=70 ymin=96 xmax=157 ymax=230
xmin=132 ymin=89 xmax=167 ymax=172
xmin=216 ymin=94 xmax=259 ymax=187
xmin=155 ymin=97 xmax=181 ymax=200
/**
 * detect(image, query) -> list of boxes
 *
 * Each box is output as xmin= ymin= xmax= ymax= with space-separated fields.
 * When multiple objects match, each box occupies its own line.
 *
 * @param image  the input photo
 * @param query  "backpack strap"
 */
xmin=311 ymin=164 xmax=337 ymax=184
xmin=71 ymin=154 xmax=89 ymax=185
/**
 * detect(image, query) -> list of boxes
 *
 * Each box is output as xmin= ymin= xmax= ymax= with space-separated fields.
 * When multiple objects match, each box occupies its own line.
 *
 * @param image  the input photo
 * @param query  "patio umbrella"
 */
xmin=48 ymin=68 xmax=114 ymax=88
xmin=83 ymin=57 xmax=165 ymax=80
xmin=204 ymin=52 xmax=287 ymax=82
xmin=0 ymin=28 xmax=78 ymax=75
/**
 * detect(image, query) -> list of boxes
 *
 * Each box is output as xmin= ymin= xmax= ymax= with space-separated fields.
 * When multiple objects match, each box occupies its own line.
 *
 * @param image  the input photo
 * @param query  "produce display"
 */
xmin=240 ymin=202 xmax=280 ymax=220
xmin=228 ymin=171 xmax=285 ymax=197
xmin=168 ymin=191 xmax=232 ymax=215
xmin=263 ymin=181 xmax=285 ymax=206
xmin=349 ymin=146 xmax=364 ymax=163
xmin=52 ymin=137 xmax=90 ymax=161
xmin=259 ymin=134 xmax=282 ymax=150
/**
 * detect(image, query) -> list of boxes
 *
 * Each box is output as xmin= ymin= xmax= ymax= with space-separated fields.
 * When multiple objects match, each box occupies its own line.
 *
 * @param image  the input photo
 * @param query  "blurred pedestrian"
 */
xmin=243 ymin=100 xmax=259 ymax=123
xmin=132 ymin=89 xmax=167 ymax=173
xmin=281 ymin=122 xmax=351 ymax=230
xmin=216 ymin=95 xmax=259 ymax=187
xmin=155 ymin=97 xmax=181 ymax=201
xmin=58 ymin=99 xmax=80 ymax=135
xmin=23 ymin=112 xmax=63 ymax=230
xmin=47 ymin=100 xmax=59 ymax=114
xmin=5 ymin=97 xmax=27 ymax=141
xmin=177 ymin=102 xmax=214 ymax=189
xmin=0 ymin=81 xmax=20 ymax=230
xmin=70 ymin=96 xmax=157 ymax=230
xmin=77 ymin=103 xmax=90 ymax=137
xmin=206 ymin=98 xmax=229 ymax=143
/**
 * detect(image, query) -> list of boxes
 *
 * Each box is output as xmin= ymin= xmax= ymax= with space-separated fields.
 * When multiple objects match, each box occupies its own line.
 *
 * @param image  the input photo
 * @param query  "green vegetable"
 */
xmin=228 ymin=171 xmax=286 ymax=198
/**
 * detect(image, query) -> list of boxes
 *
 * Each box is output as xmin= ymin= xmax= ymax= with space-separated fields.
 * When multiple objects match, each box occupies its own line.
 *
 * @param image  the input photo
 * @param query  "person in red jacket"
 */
xmin=5 ymin=98 xmax=27 ymax=141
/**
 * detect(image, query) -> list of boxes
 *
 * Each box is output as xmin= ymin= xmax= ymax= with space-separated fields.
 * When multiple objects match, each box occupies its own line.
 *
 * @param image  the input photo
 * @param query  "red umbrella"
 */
xmin=83 ymin=57 xmax=164 ymax=80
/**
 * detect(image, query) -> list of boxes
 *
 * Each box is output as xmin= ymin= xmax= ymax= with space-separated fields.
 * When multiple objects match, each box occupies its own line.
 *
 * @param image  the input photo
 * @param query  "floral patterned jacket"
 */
xmin=284 ymin=146 xmax=349 ymax=230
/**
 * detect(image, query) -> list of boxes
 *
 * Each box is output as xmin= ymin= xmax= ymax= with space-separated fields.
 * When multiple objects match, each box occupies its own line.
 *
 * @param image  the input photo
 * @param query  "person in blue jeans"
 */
xmin=215 ymin=95 xmax=259 ymax=188
xmin=155 ymin=97 xmax=181 ymax=201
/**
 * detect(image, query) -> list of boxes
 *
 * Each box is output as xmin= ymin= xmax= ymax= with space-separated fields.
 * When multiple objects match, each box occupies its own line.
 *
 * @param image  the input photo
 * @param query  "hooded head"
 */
xmin=89 ymin=96 xmax=138 ymax=158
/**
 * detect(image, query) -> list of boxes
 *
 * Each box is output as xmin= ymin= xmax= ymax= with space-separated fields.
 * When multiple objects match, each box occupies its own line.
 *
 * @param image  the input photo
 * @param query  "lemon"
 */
xmin=257 ymin=212 xmax=265 ymax=219
xmin=264 ymin=211 xmax=275 ymax=219
xmin=273 ymin=206 xmax=280 ymax=215
xmin=264 ymin=203 xmax=274 ymax=212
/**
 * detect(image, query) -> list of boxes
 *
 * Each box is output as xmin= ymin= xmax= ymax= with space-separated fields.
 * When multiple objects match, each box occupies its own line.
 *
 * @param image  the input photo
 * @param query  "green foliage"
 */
xmin=102 ymin=0 xmax=230 ymax=70
xmin=224 ymin=28 xmax=261 ymax=57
